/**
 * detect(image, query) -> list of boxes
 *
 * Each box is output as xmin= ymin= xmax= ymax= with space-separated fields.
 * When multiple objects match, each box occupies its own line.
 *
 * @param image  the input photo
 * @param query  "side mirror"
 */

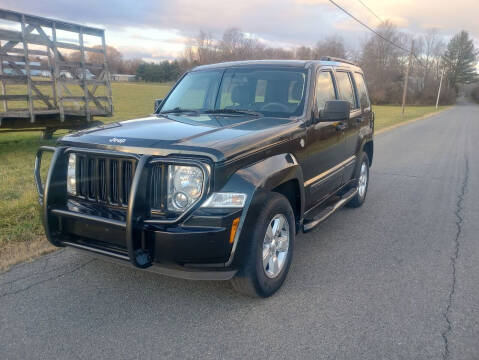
xmin=319 ymin=100 xmax=350 ymax=122
xmin=154 ymin=99 xmax=163 ymax=112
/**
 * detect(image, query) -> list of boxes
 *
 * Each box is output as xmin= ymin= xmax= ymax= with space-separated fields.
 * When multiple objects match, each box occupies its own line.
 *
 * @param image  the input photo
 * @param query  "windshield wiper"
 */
xmin=161 ymin=107 xmax=200 ymax=115
xmin=204 ymin=109 xmax=262 ymax=117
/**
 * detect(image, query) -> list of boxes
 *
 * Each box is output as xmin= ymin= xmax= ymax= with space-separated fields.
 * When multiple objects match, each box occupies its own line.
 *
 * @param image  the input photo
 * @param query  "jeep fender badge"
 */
xmin=109 ymin=137 xmax=127 ymax=144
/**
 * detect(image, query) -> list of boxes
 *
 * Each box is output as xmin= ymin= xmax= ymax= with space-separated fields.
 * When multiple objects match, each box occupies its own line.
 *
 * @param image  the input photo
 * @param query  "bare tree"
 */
xmin=359 ymin=21 xmax=407 ymax=104
xmin=121 ymin=58 xmax=143 ymax=75
xmin=184 ymin=31 xmax=219 ymax=65
xmin=197 ymin=31 xmax=217 ymax=64
xmin=220 ymin=28 xmax=244 ymax=60
xmin=314 ymin=35 xmax=347 ymax=59
xmin=88 ymin=45 xmax=123 ymax=73
xmin=295 ymin=46 xmax=314 ymax=60
xmin=68 ymin=51 xmax=82 ymax=62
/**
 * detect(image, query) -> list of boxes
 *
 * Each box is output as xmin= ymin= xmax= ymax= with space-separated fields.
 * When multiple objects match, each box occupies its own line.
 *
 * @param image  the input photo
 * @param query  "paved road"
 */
xmin=1 ymin=103 xmax=479 ymax=360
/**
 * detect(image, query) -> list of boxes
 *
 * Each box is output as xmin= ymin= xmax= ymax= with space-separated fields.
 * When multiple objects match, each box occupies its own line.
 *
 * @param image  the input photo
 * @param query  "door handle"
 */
xmin=336 ymin=123 xmax=346 ymax=131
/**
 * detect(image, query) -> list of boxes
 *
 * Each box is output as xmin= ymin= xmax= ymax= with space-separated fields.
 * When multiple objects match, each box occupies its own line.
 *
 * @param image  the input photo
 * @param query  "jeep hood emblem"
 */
xmin=109 ymin=137 xmax=126 ymax=144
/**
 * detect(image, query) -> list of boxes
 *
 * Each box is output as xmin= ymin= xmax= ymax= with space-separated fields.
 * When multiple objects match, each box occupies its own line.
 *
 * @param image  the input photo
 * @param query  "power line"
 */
xmin=356 ymin=0 xmax=382 ymax=22
xmin=328 ymin=0 xmax=410 ymax=53
xmin=328 ymin=0 xmax=428 ymax=69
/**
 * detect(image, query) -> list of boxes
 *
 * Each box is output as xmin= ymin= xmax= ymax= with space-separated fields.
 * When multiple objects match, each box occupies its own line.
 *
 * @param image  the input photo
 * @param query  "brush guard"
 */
xmin=35 ymin=146 xmax=213 ymax=270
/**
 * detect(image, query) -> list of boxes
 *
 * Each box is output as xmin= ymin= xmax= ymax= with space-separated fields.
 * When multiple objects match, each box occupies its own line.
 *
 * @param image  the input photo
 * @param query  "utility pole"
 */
xmin=401 ymin=39 xmax=414 ymax=118
xmin=436 ymin=67 xmax=445 ymax=109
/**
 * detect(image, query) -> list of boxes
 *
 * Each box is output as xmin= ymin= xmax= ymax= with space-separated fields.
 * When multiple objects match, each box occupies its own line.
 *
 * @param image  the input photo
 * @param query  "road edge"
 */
xmin=375 ymin=106 xmax=453 ymax=136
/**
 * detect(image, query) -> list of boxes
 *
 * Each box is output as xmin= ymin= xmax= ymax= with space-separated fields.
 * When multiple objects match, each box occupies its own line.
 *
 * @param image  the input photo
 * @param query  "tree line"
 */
xmin=72 ymin=23 xmax=478 ymax=105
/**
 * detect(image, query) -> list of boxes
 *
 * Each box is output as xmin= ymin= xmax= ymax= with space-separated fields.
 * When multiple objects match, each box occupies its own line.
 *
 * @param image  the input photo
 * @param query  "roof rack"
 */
xmin=319 ymin=56 xmax=358 ymax=66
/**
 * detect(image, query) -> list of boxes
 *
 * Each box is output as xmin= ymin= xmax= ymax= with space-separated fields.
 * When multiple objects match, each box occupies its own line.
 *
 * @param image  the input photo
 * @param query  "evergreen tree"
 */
xmin=135 ymin=61 xmax=183 ymax=82
xmin=443 ymin=31 xmax=478 ymax=88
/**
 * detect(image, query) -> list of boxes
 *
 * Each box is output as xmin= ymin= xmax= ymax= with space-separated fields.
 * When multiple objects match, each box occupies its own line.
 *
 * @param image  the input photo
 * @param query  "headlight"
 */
xmin=167 ymin=165 xmax=205 ymax=212
xmin=201 ymin=193 xmax=247 ymax=208
xmin=67 ymin=153 xmax=76 ymax=195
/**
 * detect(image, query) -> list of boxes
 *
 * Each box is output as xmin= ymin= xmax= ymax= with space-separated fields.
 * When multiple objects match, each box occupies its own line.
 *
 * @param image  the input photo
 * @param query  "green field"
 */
xmin=0 ymin=81 xmax=449 ymax=271
xmin=373 ymin=105 xmax=449 ymax=131
xmin=0 ymin=82 xmax=173 ymax=270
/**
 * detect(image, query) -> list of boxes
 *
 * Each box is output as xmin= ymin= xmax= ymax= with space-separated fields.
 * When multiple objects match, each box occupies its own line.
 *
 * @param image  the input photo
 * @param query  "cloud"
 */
xmin=1 ymin=0 xmax=478 ymax=60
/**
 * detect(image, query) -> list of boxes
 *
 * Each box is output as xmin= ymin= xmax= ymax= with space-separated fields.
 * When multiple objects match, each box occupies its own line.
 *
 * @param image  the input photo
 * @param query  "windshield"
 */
xmin=160 ymin=67 xmax=308 ymax=118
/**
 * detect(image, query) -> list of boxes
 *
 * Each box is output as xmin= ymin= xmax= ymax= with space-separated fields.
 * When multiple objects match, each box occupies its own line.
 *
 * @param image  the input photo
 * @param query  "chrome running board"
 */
xmin=303 ymin=187 xmax=358 ymax=232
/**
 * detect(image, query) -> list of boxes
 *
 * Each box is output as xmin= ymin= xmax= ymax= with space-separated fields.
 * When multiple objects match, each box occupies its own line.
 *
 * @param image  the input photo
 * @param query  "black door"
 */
xmin=302 ymin=70 xmax=346 ymax=210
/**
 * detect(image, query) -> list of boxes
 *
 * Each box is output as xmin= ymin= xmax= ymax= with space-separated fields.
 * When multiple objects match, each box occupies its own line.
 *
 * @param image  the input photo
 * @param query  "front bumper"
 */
xmin=35 ymin=146 xmax=240 ymax=280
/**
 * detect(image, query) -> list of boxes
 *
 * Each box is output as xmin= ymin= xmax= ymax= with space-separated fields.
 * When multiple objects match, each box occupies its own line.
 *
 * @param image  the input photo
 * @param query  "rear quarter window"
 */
xmin=335 ymin=71 xmax=358 ymax=110
xmin=353 ymin=72 xmax=371 ymax=108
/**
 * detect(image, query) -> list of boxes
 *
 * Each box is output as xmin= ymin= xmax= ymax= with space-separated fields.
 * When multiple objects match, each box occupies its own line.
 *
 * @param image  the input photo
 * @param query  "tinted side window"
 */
xmin=315 ymin=71 xmax=336 ymax=110
xmin=353 ymin=72 xmax=370 ymax=108
xmin=335 ymin=71 xmax=357 ymax=109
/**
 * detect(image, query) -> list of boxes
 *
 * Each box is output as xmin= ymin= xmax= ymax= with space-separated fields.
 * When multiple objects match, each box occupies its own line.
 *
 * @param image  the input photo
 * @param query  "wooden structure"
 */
xmin=0 ymin=9 xmax=112 ymax=137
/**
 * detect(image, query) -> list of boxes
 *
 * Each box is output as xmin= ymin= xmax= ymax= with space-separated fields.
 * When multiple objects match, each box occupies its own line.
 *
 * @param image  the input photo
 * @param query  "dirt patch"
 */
xmin=0 ymin=237 xmax=57 ymax=273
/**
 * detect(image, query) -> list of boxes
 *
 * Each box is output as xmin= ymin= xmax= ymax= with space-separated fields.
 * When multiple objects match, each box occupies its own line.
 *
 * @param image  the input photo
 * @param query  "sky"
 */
xmin=1 ymin=0 xmax=478 ymax=62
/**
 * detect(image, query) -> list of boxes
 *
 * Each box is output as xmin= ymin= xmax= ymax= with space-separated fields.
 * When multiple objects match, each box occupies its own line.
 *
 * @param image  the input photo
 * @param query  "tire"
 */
xmin=347 ymin=152 xmax=370 ymax=208
xmin=230 ymin=192 xmax=295 ymax=298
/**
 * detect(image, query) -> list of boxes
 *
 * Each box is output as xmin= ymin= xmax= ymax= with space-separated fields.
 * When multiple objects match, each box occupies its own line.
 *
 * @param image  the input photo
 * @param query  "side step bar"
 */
xmin=303 ymin=187 xmax=358 ymax=232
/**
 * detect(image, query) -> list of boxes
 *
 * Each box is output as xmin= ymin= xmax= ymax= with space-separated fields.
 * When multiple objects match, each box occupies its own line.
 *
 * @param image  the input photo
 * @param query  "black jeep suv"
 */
xmin=35 ymin=58 xmax=374 ymax=297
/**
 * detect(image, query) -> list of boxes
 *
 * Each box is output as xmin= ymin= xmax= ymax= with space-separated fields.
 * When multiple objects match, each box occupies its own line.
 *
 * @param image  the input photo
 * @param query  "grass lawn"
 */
xmin=0 ymin=81 xmax=450 ymax=271
xmin=0 ymin=82 xmax=173 ymax=271
xmin=373 ymin=105 xmax=449 ymax=131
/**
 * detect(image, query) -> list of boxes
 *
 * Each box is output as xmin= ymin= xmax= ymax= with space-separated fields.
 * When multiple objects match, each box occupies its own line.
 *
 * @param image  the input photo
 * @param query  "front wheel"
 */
xmin=230 ymin=192 xmax=295 ymax=297
xmin=347 ymin=152 xmax=370 ymax=208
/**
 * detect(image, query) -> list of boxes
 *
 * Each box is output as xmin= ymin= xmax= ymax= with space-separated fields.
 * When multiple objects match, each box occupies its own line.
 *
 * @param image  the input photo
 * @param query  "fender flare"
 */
xmin=220 ymin=153 xmax=304 ymax=267
xmin=359 ymin=137 xmax=374 ymax=166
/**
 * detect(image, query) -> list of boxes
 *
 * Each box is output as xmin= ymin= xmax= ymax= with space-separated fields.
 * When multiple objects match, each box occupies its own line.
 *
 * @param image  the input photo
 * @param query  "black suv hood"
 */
xmin=59 ymin=114 xmax=299 ymax=162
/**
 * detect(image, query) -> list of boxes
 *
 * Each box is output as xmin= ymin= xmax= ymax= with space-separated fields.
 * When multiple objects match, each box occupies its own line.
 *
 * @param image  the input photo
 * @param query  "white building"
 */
xmin=111 ymin=74 xmax=137 ymax=82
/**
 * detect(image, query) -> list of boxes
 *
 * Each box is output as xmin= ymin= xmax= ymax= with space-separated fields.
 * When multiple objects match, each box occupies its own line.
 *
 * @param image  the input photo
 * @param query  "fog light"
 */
xmin=173 ymin=192 xmax=188 ymax=208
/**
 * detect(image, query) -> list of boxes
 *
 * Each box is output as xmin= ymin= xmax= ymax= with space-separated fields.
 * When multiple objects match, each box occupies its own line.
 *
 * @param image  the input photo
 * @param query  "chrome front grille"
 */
xmin=74 ymin=154 xmax=137 ymax=208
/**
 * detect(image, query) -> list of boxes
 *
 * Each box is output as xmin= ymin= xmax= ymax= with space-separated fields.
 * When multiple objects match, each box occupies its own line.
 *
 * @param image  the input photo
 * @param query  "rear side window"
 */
xmin=353 ymin=73 xmax=370 ymax=108
xmin=315 ymin=71 xmax=336 ymax=110
xmin=335 ymin=71 xmax=358 ymax=109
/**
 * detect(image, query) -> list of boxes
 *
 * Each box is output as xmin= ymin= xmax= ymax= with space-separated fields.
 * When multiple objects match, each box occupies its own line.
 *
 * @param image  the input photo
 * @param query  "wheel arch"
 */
xmin=249 ymin=153 xmax=305 ymax=222
xmin=271 ymin=179 xmax=302 ymax=231
xmin=362 ymin=140 xmax=373 ymax=166
xmin=221 ymin=153 xmax=304 ymax=266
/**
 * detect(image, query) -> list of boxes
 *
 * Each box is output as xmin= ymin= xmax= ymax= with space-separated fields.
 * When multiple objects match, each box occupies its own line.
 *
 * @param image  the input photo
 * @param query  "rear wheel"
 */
xmin=347 ymin=152 xmax=369 ymax=208
xmin=230 ymin=192 xmax=295 ymax=297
